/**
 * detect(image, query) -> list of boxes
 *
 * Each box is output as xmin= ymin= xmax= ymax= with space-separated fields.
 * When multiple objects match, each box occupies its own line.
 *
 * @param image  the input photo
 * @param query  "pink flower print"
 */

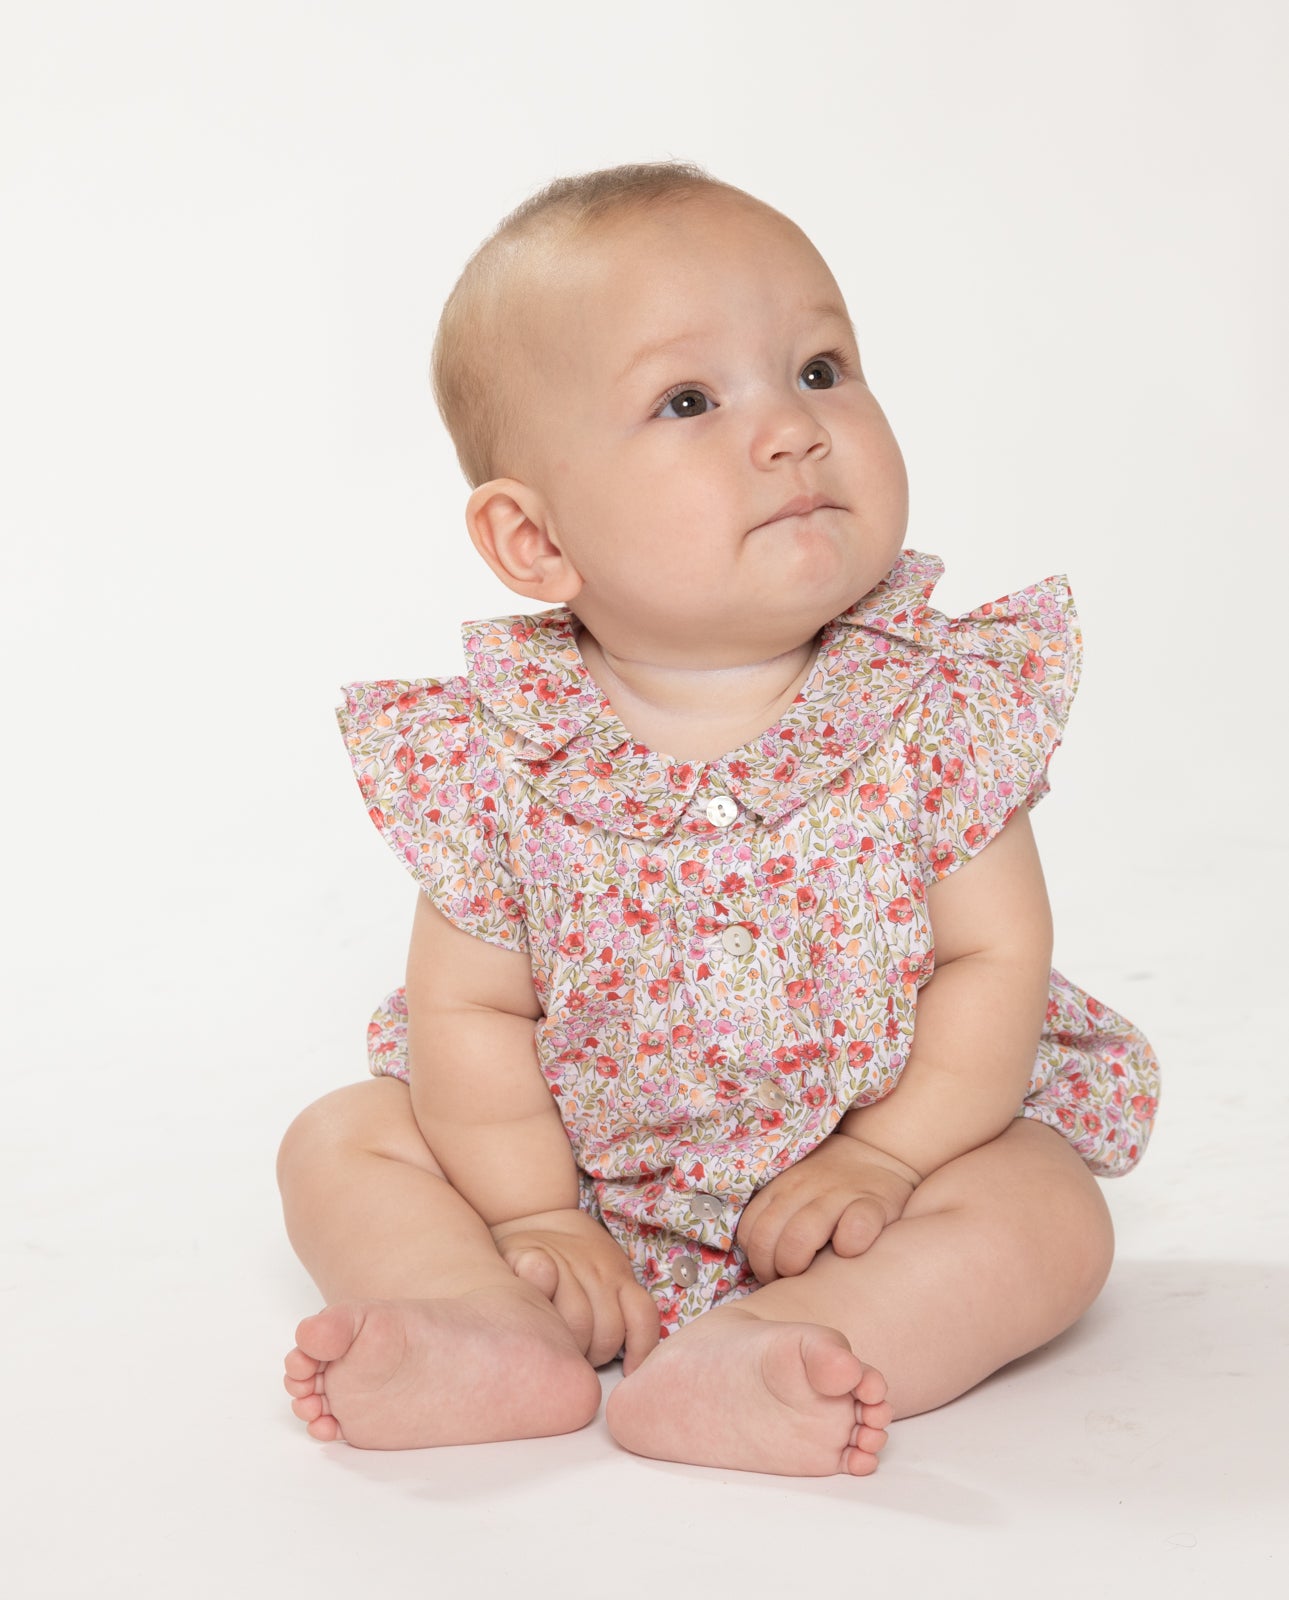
xmin=859 ymin=782 xmax=889 ymax=810
xmin=637 ymin=1031 xmax=666 ymax=1057
xmin=885 ymin=897 xmax=914 ymax=924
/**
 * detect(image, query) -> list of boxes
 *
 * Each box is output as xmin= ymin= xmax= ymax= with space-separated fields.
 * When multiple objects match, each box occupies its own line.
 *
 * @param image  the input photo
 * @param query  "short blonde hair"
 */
xmin=431 ymin=162 xmax=752 ymax=486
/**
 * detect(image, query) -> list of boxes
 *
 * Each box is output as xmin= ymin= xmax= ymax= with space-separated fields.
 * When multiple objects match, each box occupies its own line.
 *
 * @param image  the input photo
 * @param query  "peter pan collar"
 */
xmin=459 ymin=549 xmax=951 ymax=838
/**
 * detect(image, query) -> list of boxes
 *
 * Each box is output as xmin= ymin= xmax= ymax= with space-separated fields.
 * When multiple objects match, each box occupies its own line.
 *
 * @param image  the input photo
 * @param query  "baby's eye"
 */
xmin=657 ymin=388 xmax=712 ymax=420
xmin=799 ymin=354 xmax=842 ymax=391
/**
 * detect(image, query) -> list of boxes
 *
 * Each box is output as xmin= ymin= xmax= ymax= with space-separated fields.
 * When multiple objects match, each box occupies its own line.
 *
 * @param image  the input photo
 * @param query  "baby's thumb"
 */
xmin=503 ymin=1245 xmax=560 ymax=1300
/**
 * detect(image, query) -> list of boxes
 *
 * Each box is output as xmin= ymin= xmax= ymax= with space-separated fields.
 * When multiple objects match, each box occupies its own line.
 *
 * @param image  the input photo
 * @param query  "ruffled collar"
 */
xmin=460 ymin=547 xmax=1079 ymax=839
xmin=457 ymin=550 xmax=958 ymax=838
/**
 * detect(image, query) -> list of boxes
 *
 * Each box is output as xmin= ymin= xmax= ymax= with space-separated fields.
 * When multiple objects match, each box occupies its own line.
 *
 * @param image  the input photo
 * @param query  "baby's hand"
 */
xmin=491 ymin=1208 xmax=660 ymax=1373
xmin=736 ymin=1134 xmax=921 ymax=1284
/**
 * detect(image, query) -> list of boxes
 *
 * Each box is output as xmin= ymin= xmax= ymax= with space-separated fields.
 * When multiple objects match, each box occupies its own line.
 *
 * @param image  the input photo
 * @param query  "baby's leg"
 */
xmin=278 ymin=1077 xmax=600 ymax=1448
xmin=606 ymin=1119 xmax=1112 ymax=1476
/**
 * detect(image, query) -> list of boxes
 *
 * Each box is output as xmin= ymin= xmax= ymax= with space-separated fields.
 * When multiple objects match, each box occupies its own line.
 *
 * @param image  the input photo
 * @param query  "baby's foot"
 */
xmin=605 ymin=1309 xmax=892 ymax=1477
xmin=282 ymin=1286 xmax=602 ymax=1449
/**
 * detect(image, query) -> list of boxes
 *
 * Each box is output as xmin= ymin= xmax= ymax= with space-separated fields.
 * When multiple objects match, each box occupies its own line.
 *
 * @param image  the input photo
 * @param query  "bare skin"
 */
xmin=280 ymin=1079 xmax=1112 ymax=1470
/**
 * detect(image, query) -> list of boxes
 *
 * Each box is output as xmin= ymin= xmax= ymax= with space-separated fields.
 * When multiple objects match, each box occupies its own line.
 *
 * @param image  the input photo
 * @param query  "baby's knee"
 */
xmin=276 ymin=1077 xmax=435 ymax=1190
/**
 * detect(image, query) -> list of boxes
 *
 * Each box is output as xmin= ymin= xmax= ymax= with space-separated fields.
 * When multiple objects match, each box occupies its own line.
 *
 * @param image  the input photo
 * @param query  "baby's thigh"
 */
xmin=904 ymin=1118 xmax=1114 ymax=1318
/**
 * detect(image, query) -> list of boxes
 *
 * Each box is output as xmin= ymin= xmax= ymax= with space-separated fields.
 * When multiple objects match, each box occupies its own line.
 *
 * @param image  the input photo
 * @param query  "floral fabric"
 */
xmin=338 ymin=549 xmax=1160 ymax=1334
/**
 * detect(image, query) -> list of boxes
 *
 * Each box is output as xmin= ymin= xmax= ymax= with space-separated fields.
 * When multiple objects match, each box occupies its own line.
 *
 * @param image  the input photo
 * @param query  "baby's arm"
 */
xmin=738 ymin=809 xmax=1051 ymax=1282
xmin=405 ymin=893 xmax=659 ymax=1366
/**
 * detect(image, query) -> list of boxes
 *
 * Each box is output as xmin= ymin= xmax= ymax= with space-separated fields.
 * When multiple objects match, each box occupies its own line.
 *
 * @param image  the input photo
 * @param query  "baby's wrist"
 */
xmin=832 ymin=1127 xmax=924 ymax=1188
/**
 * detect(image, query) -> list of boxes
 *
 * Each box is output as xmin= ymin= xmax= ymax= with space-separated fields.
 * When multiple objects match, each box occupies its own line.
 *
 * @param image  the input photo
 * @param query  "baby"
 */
xmin=279 ymin=161 xmax=1159 ymax=1477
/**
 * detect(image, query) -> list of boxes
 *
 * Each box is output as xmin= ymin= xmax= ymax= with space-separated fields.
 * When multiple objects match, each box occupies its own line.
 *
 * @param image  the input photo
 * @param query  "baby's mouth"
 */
xmin=755 ymin=494 xmax=845 ymax=529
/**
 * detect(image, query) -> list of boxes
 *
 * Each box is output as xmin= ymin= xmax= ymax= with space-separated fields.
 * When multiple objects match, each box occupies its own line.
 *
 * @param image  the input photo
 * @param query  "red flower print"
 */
xmin=758 ymin=1109 xmax=785 ymax=1134
xmin=367 ymin=805 xmax=386 ymax=829
xmin=1081 ymin=1112 xmax=1101 ymax=1135
xmin=558 ymin=931 xmax=585 ymax=958
xmin=721 ymin=873 xmax=747 ymax=895
xmin=942 ymin=756 xmax=964 ymax=784
xmin=695 ymin=962 xmax=712 ymax=981
xmin=695 ymin=916 xmax=723 ymax=936
xmin=586 ymin=758 xmax=614 ymax=779
xmin=765 ymin=856 xmax=794 ymax=886
xmin=885 ymin=897 xmax=914 ymax=924
xmin=857 ymin=835 xmax=875 ymax=856
xmin=669 ymin=763 xmax=696 ymax=788
xmin=963 ymin=822 xmax=988 ymax=850
xmin=703 ymin=1046 xmax=728 ymax=1069
xmin=858 ymin=783 xmax=889 ymax=810
xmin=408 ymin=771 xmax=430 ymax=803
xmin=847 ymin=1039 xmax=874 ymax=1066
xmin=595 ymin=1056 xmax=619 ymax=1077
xmin=525 ymin=804 xmax=547 ymax=827
xmin=647 ymin=978 xmax=670 ymax=1003
xmin=728 ymin=759 xmax=751 ymax=779
xmin=785 ymin=979 xmax=816 ymax=1008
xmin=679 ymin=860 xmax=706 ymax=887
xmin=639 ymin=856 xmax=665 ymax=886
xmin=671 ymin=1023 xmax=694 ymax=1047
xmin=803 ymin=1085 xmax=828 ymax=1109
xmin=929 ymin=842 xmax=956 ymax=876
xmin=772 ymin=1046 xmax=802 ymax=1072
xmin=1020 ymin=648 xmax=1044 ymax=681
xmin=534 ymin=677 xmax=563 ymax=703
xmin=773 ymin=755 xmax=797 ymax=781
xmin=902 ymin=741 xmax=921 ymax=764
xmin=795 ymin=885 xmax=818 ymax=911
xmin=394 ymin=743 xmax=415 ymax=773
xmin=922 ymin=785 xmax=943 ymax=814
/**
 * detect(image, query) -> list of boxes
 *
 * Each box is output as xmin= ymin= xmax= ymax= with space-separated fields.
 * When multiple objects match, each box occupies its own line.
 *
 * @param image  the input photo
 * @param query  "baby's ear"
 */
xmin=465 ymin=479 xmax=583 ymax=605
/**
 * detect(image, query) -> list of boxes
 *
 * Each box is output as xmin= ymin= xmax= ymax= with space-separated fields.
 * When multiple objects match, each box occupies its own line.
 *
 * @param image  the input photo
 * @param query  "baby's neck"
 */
xmin=576 ymin=630 xmax=821 ymax=764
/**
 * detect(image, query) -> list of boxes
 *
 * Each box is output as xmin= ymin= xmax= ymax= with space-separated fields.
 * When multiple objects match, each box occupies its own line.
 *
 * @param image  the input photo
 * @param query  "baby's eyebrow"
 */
xmin=617 ymin=304 xmax=855 ymax=384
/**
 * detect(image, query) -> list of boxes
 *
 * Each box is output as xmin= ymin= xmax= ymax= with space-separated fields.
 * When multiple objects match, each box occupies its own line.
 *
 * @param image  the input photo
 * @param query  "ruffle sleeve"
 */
xmin=336 ymin=677 xmax=529 ymax=952
xmin=901 ymin=576 xmax=1082 ymax=882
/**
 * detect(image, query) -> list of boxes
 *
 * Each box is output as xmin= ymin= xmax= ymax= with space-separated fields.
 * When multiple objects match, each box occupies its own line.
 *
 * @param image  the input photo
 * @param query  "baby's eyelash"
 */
xmin=812 ymin=347 xmax=854 ymax=377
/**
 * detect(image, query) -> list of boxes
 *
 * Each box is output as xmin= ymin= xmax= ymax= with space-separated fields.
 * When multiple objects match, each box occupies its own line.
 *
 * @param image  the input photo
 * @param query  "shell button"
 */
xmin=669 ymin=1255 xmax=700 ymax=1287
xmin=688 ymin=1193 xmax=723 ymax=1224
xmin=705 ymin=795 xmax=739 ymax=828
xmin=755 ymin=1081 xmax=789 ymax=1111
xmin=720 ymin=924 xmax=756 ymax=957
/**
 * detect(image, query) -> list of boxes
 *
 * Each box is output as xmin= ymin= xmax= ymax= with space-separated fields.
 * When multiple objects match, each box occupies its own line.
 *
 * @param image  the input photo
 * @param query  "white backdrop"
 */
xmin=4 ymin=3 xmax=1286 ymax=1596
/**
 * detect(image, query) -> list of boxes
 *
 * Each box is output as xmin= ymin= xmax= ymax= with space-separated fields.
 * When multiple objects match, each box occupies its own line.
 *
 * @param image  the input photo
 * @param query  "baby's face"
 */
xmin=508 ymin=194 xmax=909 ymax=665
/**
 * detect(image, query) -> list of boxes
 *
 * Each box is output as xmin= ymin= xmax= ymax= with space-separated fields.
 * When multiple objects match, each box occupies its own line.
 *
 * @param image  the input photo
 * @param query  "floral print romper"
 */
xmin=338 ymin=550 xmax=1160 ymax=1335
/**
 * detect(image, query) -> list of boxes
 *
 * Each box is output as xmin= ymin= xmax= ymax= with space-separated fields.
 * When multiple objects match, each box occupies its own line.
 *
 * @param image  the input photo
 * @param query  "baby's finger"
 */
xmin=771 ymin=1199 xmax=840 ymax=1279
xmin=584 ymin=1288 xmax=628 ymax=1369
xmin=549 ymin=1264 xmax=596 ymax=1356
xmin=618 ymin=1281 xmax=661 ymax=1376
xmin=831 ymin=1196 xmax=889 ymax=1259
xmin=740 ymin=1202 xmax=797 ymax=1285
